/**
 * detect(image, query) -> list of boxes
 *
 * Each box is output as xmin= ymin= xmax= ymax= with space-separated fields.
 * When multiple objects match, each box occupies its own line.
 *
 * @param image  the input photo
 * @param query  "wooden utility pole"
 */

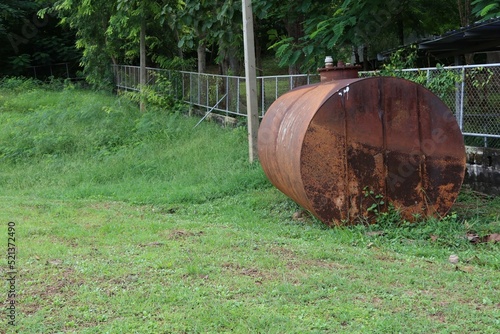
xmin=139 ymin=14 xmax=146 ymax=112
xmin=242 ymin=0 xmax=260 ymax=163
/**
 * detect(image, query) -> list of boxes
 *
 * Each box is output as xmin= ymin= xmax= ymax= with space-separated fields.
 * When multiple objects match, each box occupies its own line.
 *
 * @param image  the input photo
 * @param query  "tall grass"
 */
xmin=0 ymin=80 xmax=269 ymax=205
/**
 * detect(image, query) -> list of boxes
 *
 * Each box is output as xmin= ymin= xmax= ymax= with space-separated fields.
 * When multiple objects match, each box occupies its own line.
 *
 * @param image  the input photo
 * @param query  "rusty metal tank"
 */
xmin=258 ymin=64 xmax=466 ymax=225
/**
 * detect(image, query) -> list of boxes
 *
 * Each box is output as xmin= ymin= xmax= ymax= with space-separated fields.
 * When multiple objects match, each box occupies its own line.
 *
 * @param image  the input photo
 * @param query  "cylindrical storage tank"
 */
xmin=258 ymin=70 xmax=466 ymax=226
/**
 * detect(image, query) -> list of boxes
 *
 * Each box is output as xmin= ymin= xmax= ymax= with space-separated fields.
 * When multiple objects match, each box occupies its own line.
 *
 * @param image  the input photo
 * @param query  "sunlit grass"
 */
xmin=0 ymin=82 xmax=499 ymax=333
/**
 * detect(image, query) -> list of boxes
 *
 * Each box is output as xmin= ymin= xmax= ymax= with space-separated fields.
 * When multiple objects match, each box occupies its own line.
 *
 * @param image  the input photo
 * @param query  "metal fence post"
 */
xmin=456 ymin=67 xmax=466 ymax=131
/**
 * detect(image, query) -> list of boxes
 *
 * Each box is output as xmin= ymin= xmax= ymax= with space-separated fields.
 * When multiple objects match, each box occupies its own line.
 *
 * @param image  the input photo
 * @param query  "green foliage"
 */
xmin=3 ymin=0 xmax=469 ymax=81
xmin=472 ymin=0 xmax=500 ymax=20
xmin=362 ymin=186 xmax=386 ymax=216
xmin=357 ymin=187 xmax=500 ymax=261
xmin=0 ymin=1 xmax=80 ymax=76
xmin=363 ymin=211 xmax=473 ymax=249
xmin=8 ymin=54 xmax=32 ymax=73
xmin=426 ymin=65 xmax=463 ymax=99
xmin=271 ymin=0 xmax=461 ymax=72
xmin=0 ymin=76 xmax=42 ymax=92
xmin=122 ymin=73 xmax=176 ymax=112
xmin=175 ymin=0 xmax=217 ymax=53
xmin=39 ymin=0 xmax=117 ymax=89
xmin=378 ymin=46 xmax=420 ymax=73
xmin=377 ymin=46 xmax=462 ymax=99
xmin=152 ymin=55 xmax=196 ymax=71
xmin=266 ymin=1 xmax=334 ymax=73
xmin=467 ymin=66 xmax=494 ymax=89
xmin=360 ymin=187 xmax=403 ymax=227
xmin=38 ymin=0 xmax=181 ymax=88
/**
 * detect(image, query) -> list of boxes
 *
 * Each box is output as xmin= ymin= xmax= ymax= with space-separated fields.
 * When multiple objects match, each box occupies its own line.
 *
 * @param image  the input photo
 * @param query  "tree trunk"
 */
xmin=255 ymin=38 xmax=263 ymax=76
xmin=353 ymin=45 xmax=360 ymax=65
xmin=228 ymin=47 xmax=240 ymax=75
xmin=457 ymin=0 xmax=473 ymax=64
xmin=362 ymin=45 xmax=369 ymax=71
xmin=458 ymin=0 xmax=471 ymax=27
xmin=175 ymin=30 xmax=184 ymax=59
xmin=197 ymin=40 xmax=206 ymax=73
xmin=397 ymin=18 xmax=404 ymax=45
xmin=254 ymin=18 xmax=263 ymax=76
xmin=285 ymin=17 xmax=304 ymax=76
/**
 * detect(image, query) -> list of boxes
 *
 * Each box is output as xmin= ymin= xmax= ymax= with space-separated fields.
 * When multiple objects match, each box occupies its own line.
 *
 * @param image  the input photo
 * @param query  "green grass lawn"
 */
xmin=1 ymin=79 xmax=499 ymax=333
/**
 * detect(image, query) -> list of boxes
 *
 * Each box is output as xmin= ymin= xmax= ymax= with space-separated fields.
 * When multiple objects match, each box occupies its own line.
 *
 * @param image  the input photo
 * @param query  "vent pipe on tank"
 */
xmin=318 ymin=57 xmax=361 ymax=82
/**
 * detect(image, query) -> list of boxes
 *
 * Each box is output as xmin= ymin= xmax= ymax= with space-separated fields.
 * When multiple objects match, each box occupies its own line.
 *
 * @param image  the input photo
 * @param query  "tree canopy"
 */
xmin=0 ymin=0 xmax=80 ymax=76
xmin=1 ymin=0 xmax=497 ymax=83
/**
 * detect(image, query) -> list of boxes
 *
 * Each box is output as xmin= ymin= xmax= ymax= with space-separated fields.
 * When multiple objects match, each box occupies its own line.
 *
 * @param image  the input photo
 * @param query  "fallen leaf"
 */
xmin=466 ymin=233 xmax=480 ymax=243
xmin=366 ymin=231 xmax=385 ymax=237
xmin=484 ymin=233 xmax=500 ymax=243
xmin=126 ymin=274 xmax=139 ymax=282
xmin=457 ymin=265 xmax=474 ymax=273
xmin=292 ymin=210 xmax=307 ymax=221
xmin=449 ymin=254 xmax=459 ymax=264
xmin=430 ymin=235 xmax=438 ymax=242
xmin=46 ymin=259 xmax=62 ymax=266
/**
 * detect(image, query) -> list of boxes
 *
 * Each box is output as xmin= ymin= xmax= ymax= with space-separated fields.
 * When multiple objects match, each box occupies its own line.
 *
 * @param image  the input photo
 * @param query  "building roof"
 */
xmin=418 ymin=17 xmax=500 ymax=58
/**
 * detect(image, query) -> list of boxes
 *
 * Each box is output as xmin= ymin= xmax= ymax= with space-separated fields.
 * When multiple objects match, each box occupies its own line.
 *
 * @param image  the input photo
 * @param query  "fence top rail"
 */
xmin=147 ymin=67 xmax=244 ymax=80
xmin=258 ymin=74 xmax=319 ymax=79
xmin=113 ymin=64 xmax=320 ymax=81
xmin=114 ymin=65 xmax=139 ymax=69
xmin=361 ymin=62 xmax=500 ymax=75
xmin=115 ymin=63 xmax=500 ymax=79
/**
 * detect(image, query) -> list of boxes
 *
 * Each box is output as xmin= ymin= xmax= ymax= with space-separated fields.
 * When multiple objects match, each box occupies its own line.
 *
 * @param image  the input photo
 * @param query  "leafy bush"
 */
xmin=0 ymin=76 xmax=43 ymax=92
xmin=377 ymin=46 xmax=462 ymax=99
xmin=121 ymin=72 xmax=177 ymax=112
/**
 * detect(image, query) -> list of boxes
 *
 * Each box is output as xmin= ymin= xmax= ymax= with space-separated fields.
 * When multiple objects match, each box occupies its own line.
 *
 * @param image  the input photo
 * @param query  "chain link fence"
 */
xmin=113 ymin=64 xmax=500 ymax=147
xmin=113 ymin=65 xmax=319 ymax=118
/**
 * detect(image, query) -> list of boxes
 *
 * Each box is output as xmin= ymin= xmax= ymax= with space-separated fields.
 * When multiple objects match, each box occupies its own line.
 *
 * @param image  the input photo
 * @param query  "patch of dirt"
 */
xmin=267 ymin=245 xmax=298 ymax=259
xmin=41 ymin=267 xmax=81 ymax=297
xmin=139 ymin=241 xmax=165 ymax=247
xmin=371 ymin=250 xmax=407 ymax=263
xmin=103 ymin=274 xmax=147 ymax=295
xmin=221 ymin=262 xmax=274 ymax=283
xmin=429 ymin=311 xmax=447 ymax=323
xmin=22 ymin=266 xmax=83 ymax=315
xmin=299 ymin=259 xmax=349 ymax=270
xmin=372 ymin=297 xmax=383 ymax=306
xmin=166 ymin=229 xmax=204 ymax=240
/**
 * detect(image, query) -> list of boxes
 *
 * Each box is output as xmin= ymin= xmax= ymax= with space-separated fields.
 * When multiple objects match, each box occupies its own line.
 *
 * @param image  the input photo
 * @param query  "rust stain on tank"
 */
xmin=258 ymin=74 xmax=466 ymax=226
